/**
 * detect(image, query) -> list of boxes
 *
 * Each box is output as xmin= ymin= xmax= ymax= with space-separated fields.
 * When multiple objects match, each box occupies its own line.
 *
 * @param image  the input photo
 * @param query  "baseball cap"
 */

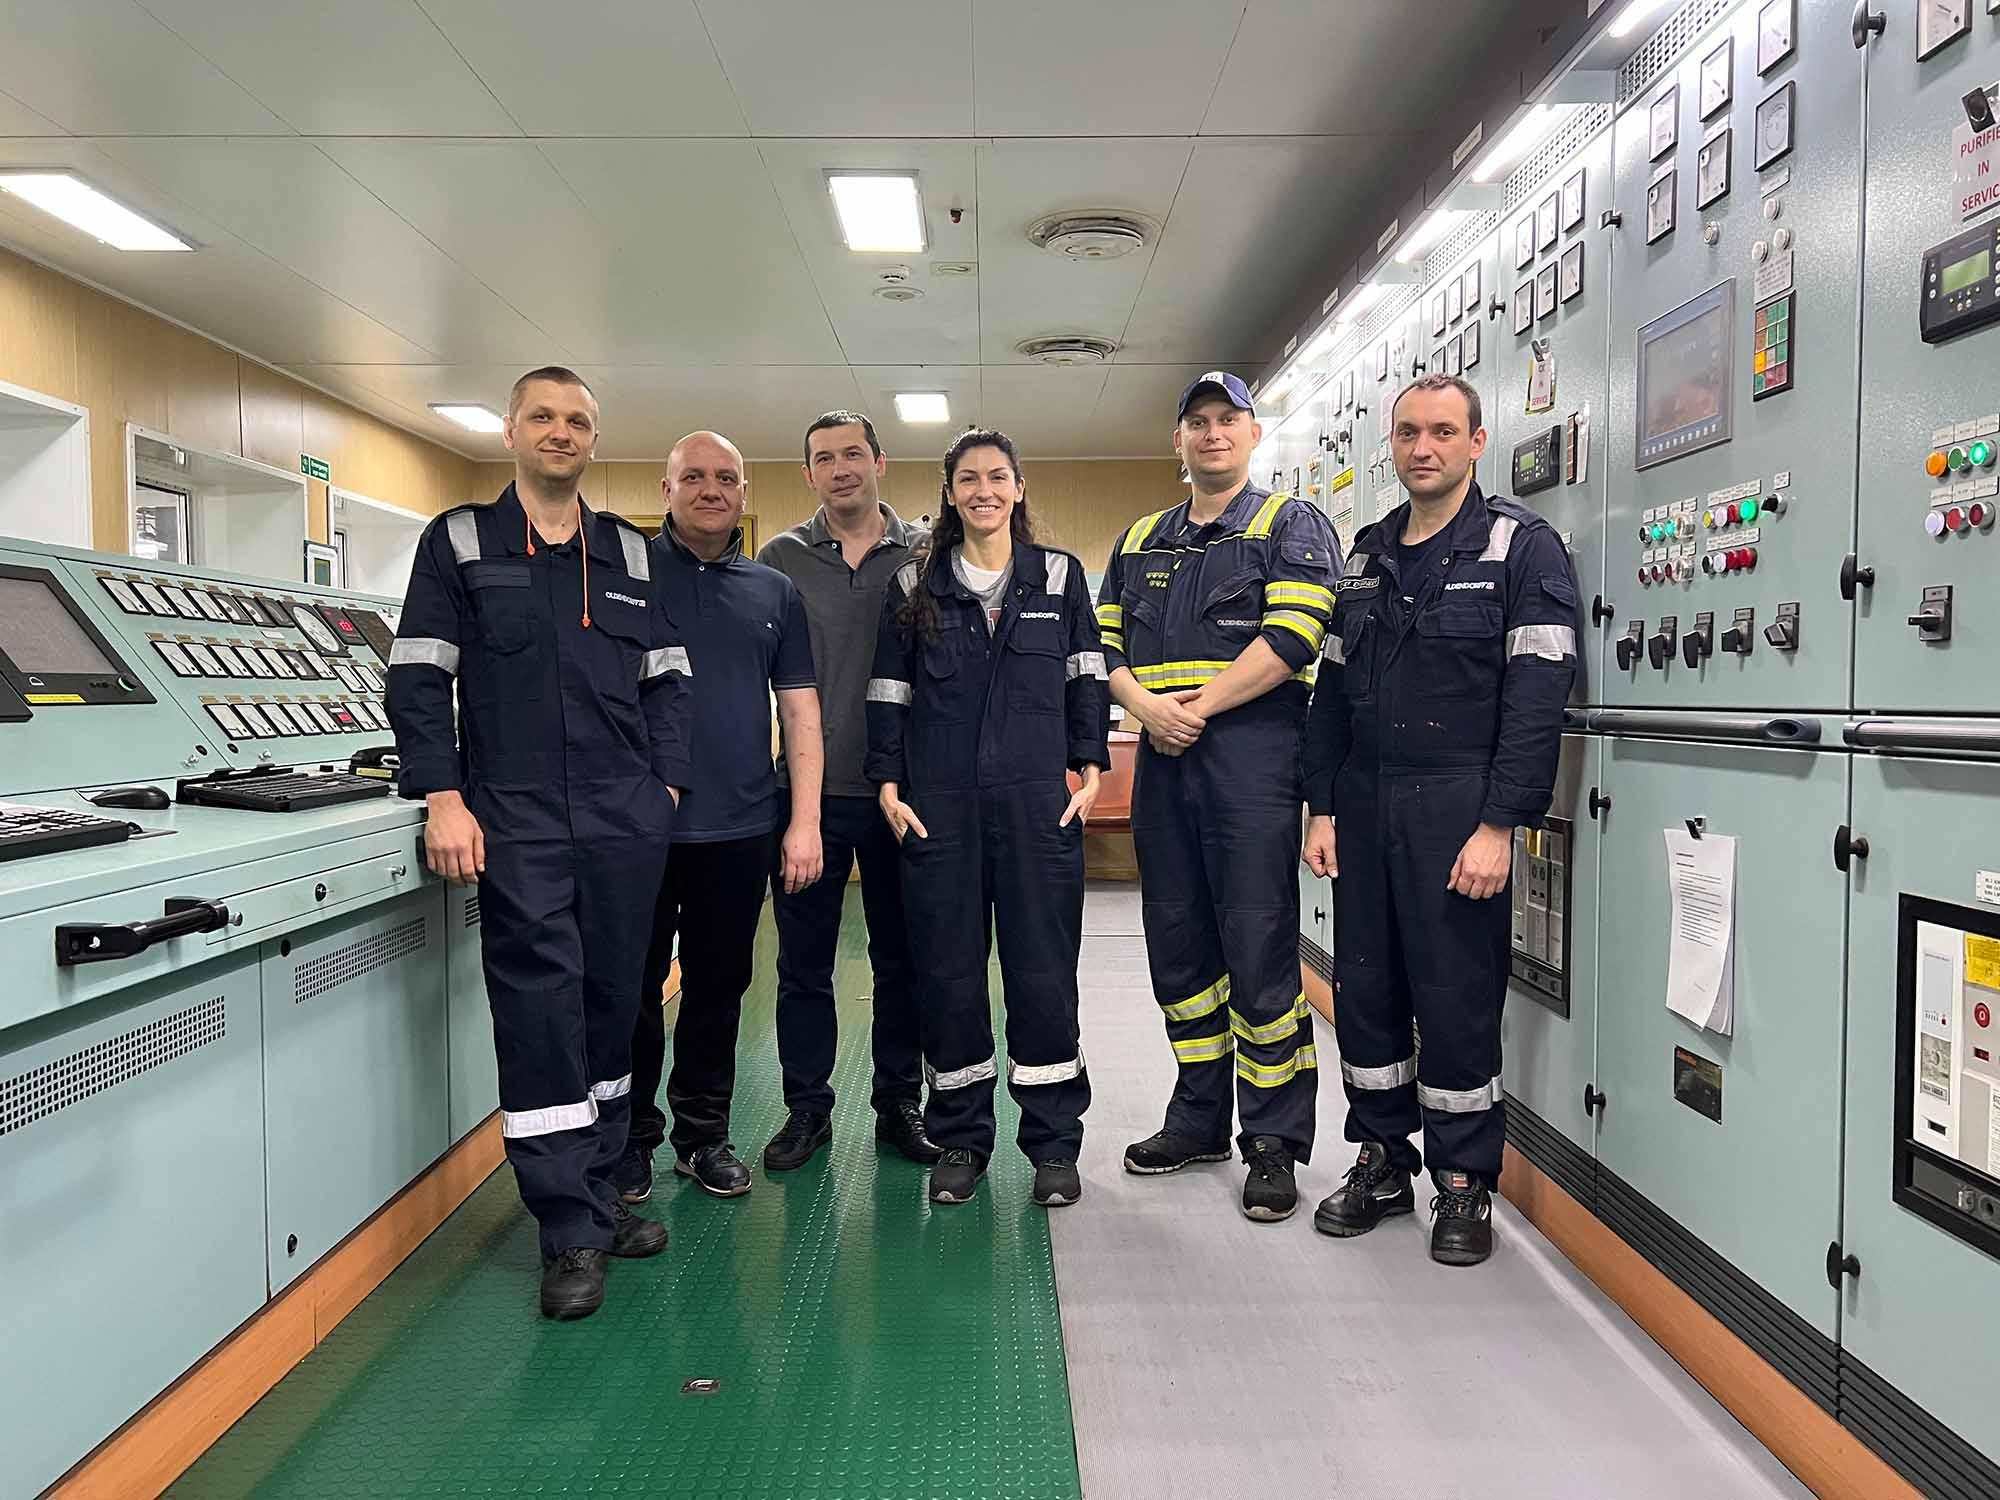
xmin=1176 ymin=370 xmax=1255 ymax=421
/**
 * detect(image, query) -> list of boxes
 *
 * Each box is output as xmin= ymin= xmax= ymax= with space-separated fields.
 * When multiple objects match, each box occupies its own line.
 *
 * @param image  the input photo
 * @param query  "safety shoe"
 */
xmin=1314 ymin=1142 xmax=1416 ymax=1238
xmin=1031 ymin=1161 xmax=1083 ymax=1208
xmin=539 ymin=1247 xmax=606 ymax=1320
xmin=876 ymin=1099 xmax=944 ymax=1165
xmin=762 ymin=1111 xmax=832 ymax=1172
xmin=608 ymin=1202 xmax=668 ymax=1258
xmin=675 ymin=1142 xmax=753 ymax=1198
xmin=1241 ymin=1136 xmax=1299 ymax=1222
xmin=928 ymin=1147 xmax=987 ymax=1205
xmin=614 ymin=1144 xmax=654 ymax=1204
xmin=1121 ymin=1129 xmax=1232 ymax=1175
xmin=1429 ymin=1170 xmax=1495 ymax=1266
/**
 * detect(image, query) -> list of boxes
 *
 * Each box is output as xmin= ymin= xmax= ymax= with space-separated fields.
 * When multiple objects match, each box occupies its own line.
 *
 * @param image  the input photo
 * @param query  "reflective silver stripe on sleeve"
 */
xmin=445 ymin=510 xmax=481 ymax=564
xmin=867 ymin=677 xmax=913 ymax=705
xmin=501 ymin=1099 xmax=597 ymax=1138
xmin=1342 ymin=551 xmax=1371 ymax=578
xmin=640 ymin=648 xmax=675 ymax=680
xmin=1417 ymin=1076 xmax=1505 ymax=1113
xmin=1341 ymin=1056 xmax=1417 ymax=1089
xmin=1507 ymin=624 xmax=1576 ymax=660
xmin=1479 ymin=515 xmax=1519 ymax=562
xmin=927 ymin=1055 xmax=998 ymax=1090
xmin=590 ymin=1073 xmax=632 ymax=1100
xmin=1322 ymin=632 xmax=1346 ymax=665
xmin=1044 ymin=552 xmax=1070 ymax=596
xmin=895 ymin=559 xmax=921 ymax=593
xmin=1009 ymin=1054 xmax=1085 ymax=1085
xmin=1065 ymin=651 xmax=1107 ymax=681
xmin=389 ymin=637 xmax=460 ymax=674
xmin=619 ymin=526 xmax=650 ymax=582
xmin=666 ymin=646 xmax=691 ymax=676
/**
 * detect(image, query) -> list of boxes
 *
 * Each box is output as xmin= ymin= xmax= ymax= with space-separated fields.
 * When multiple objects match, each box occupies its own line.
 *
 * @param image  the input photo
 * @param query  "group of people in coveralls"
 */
xmin=387 ymin=362 xmax=1577 ymax=1318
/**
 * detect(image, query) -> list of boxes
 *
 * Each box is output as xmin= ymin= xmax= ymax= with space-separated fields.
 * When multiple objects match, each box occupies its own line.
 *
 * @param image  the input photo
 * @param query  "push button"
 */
xmin=1927 ymin=451 xmax=1949 ymax=478
xmin=1973 ymin=440 xmax=1995 ymax=469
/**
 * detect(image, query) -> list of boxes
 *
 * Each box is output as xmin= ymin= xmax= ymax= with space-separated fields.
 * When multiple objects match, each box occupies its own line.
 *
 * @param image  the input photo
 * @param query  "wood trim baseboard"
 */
xmin=53 ymin=1114 xmax=506 ymax=1500
xmin=1499 ymin=1143 xmax=1921 ymax=1500
xmin=1300 ymin=959 xmax=1334 ymax=1026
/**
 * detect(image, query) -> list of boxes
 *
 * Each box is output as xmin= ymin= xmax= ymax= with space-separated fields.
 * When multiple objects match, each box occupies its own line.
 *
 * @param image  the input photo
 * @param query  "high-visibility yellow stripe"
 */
xmin=1095 ymin=602 xmax=1125 ymax=627
xmin=1244 ymin=493 xmax=1290 ymax=537
xmin=1230 ymin=995 xmax=1311 ymax=1046
xmin=1133 ymin=659 xmax=1316 ymax=691
xmin=1264 ymin=581 xmax=1334 ymax=610
xmin=1101 ymin=630 xmax=1126 ymax=651
xmin=1236 ymin=1044 xmax=1319 ymax=1087
xmin=1172 ymin=1030 xmax=1234 ymax=1065
xmin=1162 ymin=975 xmax=1229 ymax=1022
xmin=1262 ymin=610 xmax=1327 ymax=650
xmin=1121 ymin=510 xmax=1174 ymax=555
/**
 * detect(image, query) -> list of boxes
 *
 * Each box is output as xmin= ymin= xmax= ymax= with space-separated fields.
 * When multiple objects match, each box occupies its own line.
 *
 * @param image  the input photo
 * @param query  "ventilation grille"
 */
xmin=1840 ymin=1350 xmax=2000 ymax=1500
xmin=295 ymin=917 xmax=427 ymax=1004
xmin=463 ymin=895 xmax=481 ymax=928
xmin=1298 ymin=934 xmax=1334 ymax=983
xmin=1360 ymin=282 xmax=1425 ymax=348
xmin=1504 ymin=103 xmax=1615 ymax=211
xmin=1617 ymin=0 xmax=1735 ymax=105
xmin=1 ymin=997 xmax=225 ymax=1139
xmin=1422 ymin=211 xmax=1500 ymax=287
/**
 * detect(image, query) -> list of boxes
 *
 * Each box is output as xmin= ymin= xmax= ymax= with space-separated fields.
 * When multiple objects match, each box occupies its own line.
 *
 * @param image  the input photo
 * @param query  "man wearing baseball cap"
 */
xmin=1094 ymin=370 xmax=1341 ymax=1221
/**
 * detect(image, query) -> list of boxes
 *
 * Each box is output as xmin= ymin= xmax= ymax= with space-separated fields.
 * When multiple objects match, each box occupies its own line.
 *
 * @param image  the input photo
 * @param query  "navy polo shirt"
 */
xmin=653 ymin=520 xmax=816 ymax=844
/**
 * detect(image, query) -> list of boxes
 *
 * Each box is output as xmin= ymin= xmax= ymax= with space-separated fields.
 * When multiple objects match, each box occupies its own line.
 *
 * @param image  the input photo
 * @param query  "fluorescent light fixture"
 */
xmin=1302 ymin=327 xmax=1338 ymax=362
xmin=1334 ymin=283 xmax=1386 ymax=326
xmin=827 ymin=172 xmax=927 ymax=253
xmin=1608 ymin=0 xmax=1675 ymax=39
xmin=1396 ymin=208 xmax=1467 ymax=264
xmin=0 ymin=172 xmax=190 ymax=251
xmin=429 ymin=403 xmax=506 ymax=434
xmin=894 ymin=392 xmax=950 ymax=424
xmin=1471 ymin=104 xmax=1557 ymax=183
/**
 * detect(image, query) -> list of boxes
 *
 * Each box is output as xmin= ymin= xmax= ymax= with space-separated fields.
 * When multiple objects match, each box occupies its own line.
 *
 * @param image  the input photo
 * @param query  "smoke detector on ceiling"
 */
xmin=872 ymin=265 xmax=924 ymax=301
xmin=1016 ymin=335 xmax=1119 ymax=365
xmin=1027 ymin=212 xmax=1153 ymax=260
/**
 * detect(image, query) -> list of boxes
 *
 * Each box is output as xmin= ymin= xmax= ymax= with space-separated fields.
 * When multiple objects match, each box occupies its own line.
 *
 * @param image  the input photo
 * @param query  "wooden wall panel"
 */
xmin=0 ymin=249 xmax=79 ymax=404
xmin=238 ymin=360 xmax=304 ymax=476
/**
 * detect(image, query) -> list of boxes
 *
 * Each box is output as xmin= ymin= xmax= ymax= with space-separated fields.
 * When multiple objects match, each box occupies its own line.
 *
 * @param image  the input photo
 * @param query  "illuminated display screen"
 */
xmin=1941 ymin=249 xmax=1990 ymax=297
xmin=0 ymin=576 xmax=121 ymax=677
xmin=1641 ymin=302 xmax=1728 ymax=445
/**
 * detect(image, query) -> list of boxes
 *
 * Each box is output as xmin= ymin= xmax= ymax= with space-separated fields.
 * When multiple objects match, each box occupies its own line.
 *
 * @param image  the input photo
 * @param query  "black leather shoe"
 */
xmin=1429 ymin=1170 xmax=1495 ymax=1266
xmin=540 ymin=1247 xmax=606 ymax=1319
xmin=614 ymin=1144 xmax=653 ymax=1204
xmin=1314 ymin=1142 xmax=1416 ymax=1238
xmin=1121 ymin=1129 xmax=1232 ymax=1175
xmin=876 ymin=1099 xmax=943 ymax=1165
xmin=1032 ymin=1160 xmax=1082 ymax=1207
xmin=675 ymin=1142 xmax=753 ymax=1197
xmin=928 ymin=1147 xmax=986 ymax=1205
xmin=762 ymin=1111 xmax=832 ymax=1172
xmin=608 ymin=1202 xmax=668 ymax=1258
xmin=1241 ymin=1136 xmax=1298 ymax=1222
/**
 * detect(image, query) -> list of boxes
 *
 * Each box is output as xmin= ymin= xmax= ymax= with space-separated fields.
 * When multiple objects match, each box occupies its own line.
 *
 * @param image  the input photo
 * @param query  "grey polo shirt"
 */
xmin=757 ymin=503 xmax=921 ymax=799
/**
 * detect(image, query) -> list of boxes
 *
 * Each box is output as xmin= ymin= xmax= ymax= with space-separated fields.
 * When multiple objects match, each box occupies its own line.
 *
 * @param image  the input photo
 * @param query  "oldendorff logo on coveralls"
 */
xmin=602 ymin=589 xmax=645 ymax=607
xmin=1021 ymin=610 xmax=1061 ymax=621
xmin=1443 ymin=579 xmax=1496 ymax=591
xmin=1336 ymin=576 xmax=1381 ymax=591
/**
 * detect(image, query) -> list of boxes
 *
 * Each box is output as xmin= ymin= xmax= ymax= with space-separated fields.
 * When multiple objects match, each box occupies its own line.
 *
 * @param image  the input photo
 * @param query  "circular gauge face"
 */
xmin=289 ymin=601 xmax=344 ymax=654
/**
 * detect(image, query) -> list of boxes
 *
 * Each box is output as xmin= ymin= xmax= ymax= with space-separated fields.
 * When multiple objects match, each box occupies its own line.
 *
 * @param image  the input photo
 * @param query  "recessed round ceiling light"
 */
xmin=1027 ymin=212 xmax=1153 ymax=260
xmin=1015 ymin=335 xmax=1119 ymax=365
xmin=873 ymin=284 xmax=924 ymax=302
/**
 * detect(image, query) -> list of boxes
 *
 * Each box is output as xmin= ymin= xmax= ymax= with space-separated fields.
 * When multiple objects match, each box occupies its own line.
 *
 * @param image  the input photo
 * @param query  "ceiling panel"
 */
xmin=697 ymin=0 xmax=974 ymax=138
xmin=977 ymin=362 xmax=1114 ymax=457
xmin=0 ymin=89 xmax=65 ymax=136
xmin=140 ymin=0 xmax=522 ymax=136
xmin=972 ymin=0 xmax=1238 ymax=137
xmin=0 ymin=0 xmax=290 ymax=135
xmin=1096 ymin=362 xmax=1207 ymax=458
xmin=845 ymin=365 xmax=983 ymax=462
xmin=418 ymin=0 xmax=746 ymax=137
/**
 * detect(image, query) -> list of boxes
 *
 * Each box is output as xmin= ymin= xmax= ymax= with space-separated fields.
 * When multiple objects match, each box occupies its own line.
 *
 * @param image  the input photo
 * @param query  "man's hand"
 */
xmin=424 ymin=790 xmax=485 ymax=886
xmin=878 ymin=782 xmax=928 ymax=843
xmin=1447 ymin=822 xmax=1513 ymax=900
xmin=1303 ymin=814 xmax=1338 ymax=878
xmin=778 ymin=818 xmax=824 ymax=896
xmin=1060 ymin=766 xmax=1102 ymax=828
xmin=1134 ymin=688 xmax=1206 ymax=752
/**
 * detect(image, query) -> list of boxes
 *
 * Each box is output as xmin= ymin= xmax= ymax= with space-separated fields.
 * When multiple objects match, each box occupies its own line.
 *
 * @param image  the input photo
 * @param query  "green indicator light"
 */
xmin=1740 ymin=498 xmax=1758 ymax=523
xmin=1950 ymin=446 xmax=1969 ymax=471
xmin=1974 ymin=441 xmax=1994 ymax=469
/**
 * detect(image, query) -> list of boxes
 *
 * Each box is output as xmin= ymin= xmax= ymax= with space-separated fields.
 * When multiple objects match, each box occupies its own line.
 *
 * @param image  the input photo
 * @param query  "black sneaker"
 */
xmin=928 ymin=1147 xmax=986 ymax=1205
xmin=1031 ymin=1161 xmax=1082 ymax=1207
xmin=762 ymin=1111 xmax=832 ymax=1172
xmin=1121 ymin=1129 xmax=1232 ymax=1175
xmin=1430 ymin=1171 xmax=1494 ymax=1265
xmin=1241 ymin=1136 xmax=1298 ymax=1222
xmin=608 ymin=1202 xmax=668 ymax=1258
xmin=614 ymin=1144 xmax=654 ymax=1204
xmin=875 ymin=1099 xmax=943 ymax=1165
xmin=1314 ymin=1142 xmax=1416 ymax=1238
xmin=675 ymin=1142 xmax=753 ymax=1198
xmin=540 ymin=1247 xmax=606 ymax=1320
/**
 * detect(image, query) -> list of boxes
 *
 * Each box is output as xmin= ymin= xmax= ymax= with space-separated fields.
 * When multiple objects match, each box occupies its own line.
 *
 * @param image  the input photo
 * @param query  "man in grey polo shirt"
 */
xmin=755 ymin=410 xmax=938 ymax=1170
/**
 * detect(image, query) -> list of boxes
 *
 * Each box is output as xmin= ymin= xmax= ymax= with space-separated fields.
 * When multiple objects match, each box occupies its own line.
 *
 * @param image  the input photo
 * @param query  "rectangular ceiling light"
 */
xmin=1608 ymin=0 xmax=1675 ymax=38
xmin=0 ymin=172 xmax=191 ymax=251
xmin=828 ymin=172 xmax=926 ymax=253
xmin=894 ymin=392 xmax=950 ymax=424
xmin=430 ymin=403 xmax=506 ymax=434
xmin=1471 ymin=105 xmax=1556 ymax=184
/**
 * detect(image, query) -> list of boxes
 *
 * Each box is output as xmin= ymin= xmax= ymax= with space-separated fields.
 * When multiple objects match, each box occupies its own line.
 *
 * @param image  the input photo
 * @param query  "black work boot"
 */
xmin=675 ymin=1142 xmax=753 ymax=1197
xmin=1240 ymin=1136 xmax=1298 ymax=1222
xmin=762 ymin=1111 xmax=832 ymax=1172
xmin=613 ymin=1144 xmax=654 ymax=1204
xmin=1122 ymin=1128 xmax=1232 ymax=1175
xmin=876 ymin=1099 xmax=944 ymax=1164
xmin=1031 ymin=1161 xmax=1083 ymax=1207
xmin=608 ymin=1202 xmax=668 ymax=1258
xmin=1429 ymin=1170 xmax=1495 ymax=1266
xmin=1314 ymin=1142 xmax=1416 ymax=1238
xmin=540 ymin=1247 xmax=607 ymax=1320
xmin=928 ymin=1147 xmax=987 ymax=1205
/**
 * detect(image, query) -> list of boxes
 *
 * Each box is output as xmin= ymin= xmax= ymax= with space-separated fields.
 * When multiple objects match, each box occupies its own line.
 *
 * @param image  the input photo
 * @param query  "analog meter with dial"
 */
xmin=1918 ymin=0 xmax=1971 ymax=61
xmin=289 ymin=600 xmax=346 ymax=656
xmin=1754 ymin=83 xmax=1795 ymax=172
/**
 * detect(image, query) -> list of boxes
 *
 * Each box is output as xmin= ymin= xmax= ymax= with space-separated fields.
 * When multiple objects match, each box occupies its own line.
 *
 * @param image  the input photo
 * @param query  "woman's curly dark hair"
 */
xmin=897 ymin=428 xmax=1036 ymax=643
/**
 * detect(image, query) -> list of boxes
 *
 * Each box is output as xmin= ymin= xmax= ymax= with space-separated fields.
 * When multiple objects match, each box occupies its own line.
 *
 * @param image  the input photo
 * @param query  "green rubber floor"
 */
xmin=172 ymin=896 xmax=1082 ymax=1500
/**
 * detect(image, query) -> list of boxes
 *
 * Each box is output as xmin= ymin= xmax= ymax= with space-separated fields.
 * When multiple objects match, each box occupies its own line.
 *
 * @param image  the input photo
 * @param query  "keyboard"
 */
xmin=0 ymin=801 xmax=134 ymax=863
xmin=175 ymin=768 xmax=392 ymax=813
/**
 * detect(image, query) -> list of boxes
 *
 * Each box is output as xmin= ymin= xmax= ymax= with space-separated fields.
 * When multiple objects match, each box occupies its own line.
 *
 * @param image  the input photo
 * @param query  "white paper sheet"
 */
xmin=1665 ymin=827 xmax=1736 ymax=1034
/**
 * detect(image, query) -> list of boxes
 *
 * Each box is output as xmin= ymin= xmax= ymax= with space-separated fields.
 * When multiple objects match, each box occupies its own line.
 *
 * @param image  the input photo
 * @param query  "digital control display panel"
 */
xmin=1921 ymin=218 xmax=2000 ymax=344
xmin=1636 ymin=279 xmax=1736 ymax=469
xmin=1513 ymin=424 xmax=1562 ymax=496
xmin=1510 ymin=818 xmax=1572 ymax=1015
xmin=0 ymin=565 xmax=153 ymax=706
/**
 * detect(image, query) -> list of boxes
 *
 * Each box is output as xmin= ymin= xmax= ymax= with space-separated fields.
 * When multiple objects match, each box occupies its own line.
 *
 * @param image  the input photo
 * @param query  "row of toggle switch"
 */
xmin=1614 ymin=606 xmax=1799 ymax=671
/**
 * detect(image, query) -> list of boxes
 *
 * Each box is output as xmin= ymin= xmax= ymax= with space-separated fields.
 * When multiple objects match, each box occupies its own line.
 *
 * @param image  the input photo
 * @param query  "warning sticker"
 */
xmin=1967 ymin=933 xmax=2000 ymax=993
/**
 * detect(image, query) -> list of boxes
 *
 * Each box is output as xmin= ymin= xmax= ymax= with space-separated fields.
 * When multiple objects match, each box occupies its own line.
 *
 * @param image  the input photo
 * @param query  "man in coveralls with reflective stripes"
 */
xmin=387 ymin=367 xmax=694 ymax=1319
xmin=1302 ymin=373 xmax=1577 ymax=1266
xmin=1097 ymin=372 xmax=1341 ymax=1222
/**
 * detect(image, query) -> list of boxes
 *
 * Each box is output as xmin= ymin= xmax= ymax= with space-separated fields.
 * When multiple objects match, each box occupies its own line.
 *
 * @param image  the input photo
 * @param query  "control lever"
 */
xmin=1647 ymin=618 xmax=1678 ymax=671
xmin=1591 ymin=594 xmax=1616 ymax=627
xmin=55 ymin=897 xmax=232 ymax=967
xmin=1681 ymin=615 xmax=1714 ymax=669
xmin=1840 ymin=553 xmax=1874 ymax=601
xmin=1908 ymin=586 xmax=1953 ymax=643
xmin=1614 ymin=620 xmax=1644 ymax=672
xmin=1764 ymin=603 xmax=1801 ymax=653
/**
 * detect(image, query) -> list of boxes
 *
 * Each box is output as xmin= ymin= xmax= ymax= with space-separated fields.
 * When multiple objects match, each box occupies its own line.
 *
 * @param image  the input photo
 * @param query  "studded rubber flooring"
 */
xmin=171 ymin=898 xmax=1082 ymax=1500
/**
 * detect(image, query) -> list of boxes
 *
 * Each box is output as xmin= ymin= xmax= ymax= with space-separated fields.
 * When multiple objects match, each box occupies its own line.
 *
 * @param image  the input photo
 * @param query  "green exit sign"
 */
xmin=301 ymin=453 xmax=331 ymax=482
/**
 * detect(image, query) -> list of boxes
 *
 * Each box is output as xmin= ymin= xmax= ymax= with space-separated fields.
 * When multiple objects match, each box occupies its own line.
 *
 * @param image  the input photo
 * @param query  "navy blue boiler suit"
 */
xmin=864 ymin=545 xmax=1110 ymax=1162
xmin=388 ymin=485 xmax=694 ymax=1257
xmin=1095 ymin=487 xmax=1340 ymax=1162
xmin=1302 ymin=485 xmax=1578 ymax=1185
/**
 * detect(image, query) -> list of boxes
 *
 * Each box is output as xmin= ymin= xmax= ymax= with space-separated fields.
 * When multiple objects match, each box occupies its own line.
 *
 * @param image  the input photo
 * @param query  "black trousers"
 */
xmin=631 ymin=831 xmax=775 ymax=1158
xmin=771 ymin=792 xmax=922 ymax=1120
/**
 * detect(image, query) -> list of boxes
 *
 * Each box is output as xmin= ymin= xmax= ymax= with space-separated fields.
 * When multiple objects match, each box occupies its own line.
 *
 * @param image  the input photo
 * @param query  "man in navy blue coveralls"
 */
xmin=388 ymin=367 xmax=693 ymax=1320
xmin=1302 ymin=373 xmax=1578 ymax=1267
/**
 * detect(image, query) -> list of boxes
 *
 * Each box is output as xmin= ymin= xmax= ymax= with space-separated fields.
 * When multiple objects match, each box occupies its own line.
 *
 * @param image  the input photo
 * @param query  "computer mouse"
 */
xmin=90 ymin=785 xmax=170 ymax=810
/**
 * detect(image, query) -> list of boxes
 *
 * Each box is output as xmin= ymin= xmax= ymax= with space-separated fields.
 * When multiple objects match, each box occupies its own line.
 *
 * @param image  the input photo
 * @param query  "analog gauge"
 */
xmin=158 ymin=584 xmax=201 ymax=620
xmin=1536 ymin=193 xmax=1559 ymax=252
xmin=1560 ymin=242 xmax=1585 ymax=303
xmin=184 ymin=642 xmax=224 ymax=677
xmin=1919 ymin=0 xmax=1971 ymax=60
xmin=207 ymin=643 xmax=248 ymax=677
xmin=289 ymin=600 xmax=345 ymax=655
xmin=1462 ymin=320 xmax=1481 ymax=369
xmin=280 ymin=650 xmax=314 ymax=678
xmin=133 ymin=581 xmax=172 ymax=615
xmin=1754 ymin=83 xmax=1794 ymax=171
xmin=1699 ymin=37 xmax=1732 ymax=120
xmin=190 ymin=589 xmax=227 ymax=623
xmin=1647 ymin=168 xmax=1678 ymax=244
xmin=100 ymin=577 xmax=146 ymax=614
xmin=152 ymin=640 xmax=196 ymax=676
xmin=1697 ymin=129 xmax=1732 ymax=209
xmin=1757 ymin=0 xmax=1793 ymax=74
xmin=234 ymin=593 xmax=270 ymax=625
xmin=212 ymin=591 xmax=248 ymax=625
xmin=299 ymin=649 xmax=331 ymax=679
xmin=1561 ymin=170 xmax=1586 ymax=232
xmin=1649 ymin=84 xmax=1678 ymax=161
xmin=1513 ymin=280 xmax=1535 ymax=335
xmin=1515 ymin=214 xmax=1536 ymax=269
xmin=260 ymin=647 xmax=296 ymax=678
